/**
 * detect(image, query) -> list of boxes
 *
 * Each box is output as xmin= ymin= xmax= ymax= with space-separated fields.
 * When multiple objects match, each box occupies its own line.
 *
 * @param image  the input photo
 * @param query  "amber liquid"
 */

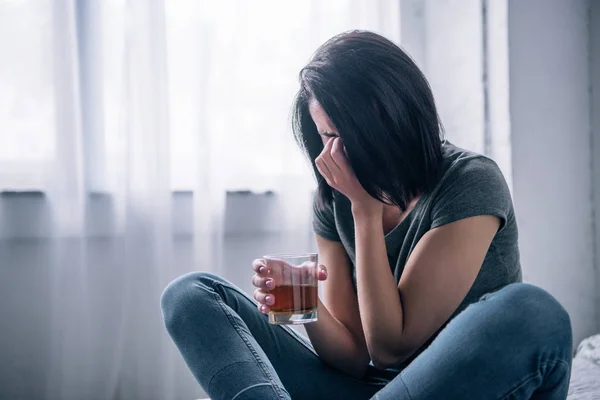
xmin=269 ymin=284 xmax=318 ymax=313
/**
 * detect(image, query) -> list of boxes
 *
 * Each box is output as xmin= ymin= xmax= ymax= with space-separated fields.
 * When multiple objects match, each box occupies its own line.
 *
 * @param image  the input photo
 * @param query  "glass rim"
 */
xmin=262 ymin=252 xmax=317 ymax=260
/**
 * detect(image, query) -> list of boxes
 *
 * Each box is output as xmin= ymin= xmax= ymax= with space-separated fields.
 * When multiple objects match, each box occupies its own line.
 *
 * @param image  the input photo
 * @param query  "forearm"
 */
xmin=353 ymin=207 xmax=407 ymax=367
xmin=305 ymin=300 xmax=370 ymax=378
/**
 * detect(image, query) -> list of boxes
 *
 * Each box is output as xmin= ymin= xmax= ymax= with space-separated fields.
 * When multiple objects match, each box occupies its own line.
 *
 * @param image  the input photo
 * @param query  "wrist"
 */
xmin=351 ymin=201 xmax=383 ymax=220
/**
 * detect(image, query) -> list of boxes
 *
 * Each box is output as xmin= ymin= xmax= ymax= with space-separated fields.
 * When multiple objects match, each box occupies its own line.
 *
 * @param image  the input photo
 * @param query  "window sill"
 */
xmin=0 ymin=190 xmax=309 ymax=240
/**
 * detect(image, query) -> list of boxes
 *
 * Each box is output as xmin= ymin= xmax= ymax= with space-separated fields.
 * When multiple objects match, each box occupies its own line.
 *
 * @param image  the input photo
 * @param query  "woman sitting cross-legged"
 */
xmin=161 ymin=31 xmax=573 ymax=400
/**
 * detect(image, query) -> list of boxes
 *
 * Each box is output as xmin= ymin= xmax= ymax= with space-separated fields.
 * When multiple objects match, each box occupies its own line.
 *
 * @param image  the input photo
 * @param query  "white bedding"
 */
xmin=568 ymin=335 xmax=600 ymax=400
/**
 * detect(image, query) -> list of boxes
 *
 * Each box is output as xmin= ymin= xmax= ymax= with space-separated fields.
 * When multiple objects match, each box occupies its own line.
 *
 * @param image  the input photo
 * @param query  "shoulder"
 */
xmin=438 ymin=143 xmax=509 ymax=194
xmin=428 ymin=143 xmax=513 ymax=229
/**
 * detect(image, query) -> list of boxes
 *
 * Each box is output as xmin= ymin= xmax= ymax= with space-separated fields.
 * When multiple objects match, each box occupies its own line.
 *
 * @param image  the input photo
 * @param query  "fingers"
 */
xmin=253 ymin=289 xmax=275 ymax=305
xmin=252 ymin=274 xmax=275 ymax=290
xmin=316 ymin=139 xmax=336 ymax=184
xmin=316 ymin=137 xmax=350 ymax=186
xmin=251 ymin=258 xmax=269 ymax=275
xmin=252 ymin=259 xmax=274 ymax=314
xmin=258 ymin=304 xmax=270 ymax=314
xmin=330 ymin=137 xmax=350 ymax=170
xmin=254 ymin=289 xmax=274 ymax=314
xmin=321 ymin=138 xmax=341 ymax=172
xmin=252 ymin=258 xmax=279 ymax=280
xmin=252 ymin=263 xmax=323 ymax=314
xmin=317 ymin=264 xmax=328 ymax=281
xmin=298 ymin=261 xmax=325 ymax=281
xmin=315 ymin=156 xmax=333 ymax=185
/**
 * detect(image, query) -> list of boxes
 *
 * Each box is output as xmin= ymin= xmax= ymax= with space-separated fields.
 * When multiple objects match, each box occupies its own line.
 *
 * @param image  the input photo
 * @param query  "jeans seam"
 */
xmin=230 ymin=383 xmax=275 ymax=400
xmin=212 ymin=290 xmax=288 ymax=400
xmin=497 ymin=359 xmax=570 ymax=399
xmin=399 ymin=375 xmax=413 ymax=400
xmin=207 ymin=361 xmax=256 ymax=393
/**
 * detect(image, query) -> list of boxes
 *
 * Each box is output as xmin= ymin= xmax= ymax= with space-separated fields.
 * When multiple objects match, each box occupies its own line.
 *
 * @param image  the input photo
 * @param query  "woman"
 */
xmin=161 ymin=31 xmax=572 ymax=399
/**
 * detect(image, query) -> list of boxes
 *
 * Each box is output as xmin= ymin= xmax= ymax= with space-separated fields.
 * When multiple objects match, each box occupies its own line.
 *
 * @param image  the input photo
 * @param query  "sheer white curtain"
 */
xmin=0 ymin=1 xmax=400 ymax=399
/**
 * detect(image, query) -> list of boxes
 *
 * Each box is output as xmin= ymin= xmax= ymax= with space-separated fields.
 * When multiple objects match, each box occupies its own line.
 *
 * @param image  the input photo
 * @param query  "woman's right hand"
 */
xmin=251 ymin=259 xmax=277 ymax=314
xmin=251 ymin=258 xmax=328 ymax=314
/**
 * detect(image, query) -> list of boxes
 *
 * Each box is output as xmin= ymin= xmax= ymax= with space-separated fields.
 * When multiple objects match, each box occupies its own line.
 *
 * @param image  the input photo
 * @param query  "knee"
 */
xmin=494 ymin=284 xmax=572 ymax=351
xmin=160 ymin=272 xmax=222 ymax=335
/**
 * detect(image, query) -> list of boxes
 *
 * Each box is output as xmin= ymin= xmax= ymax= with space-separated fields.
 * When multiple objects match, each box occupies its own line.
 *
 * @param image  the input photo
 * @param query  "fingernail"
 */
xmin=266 ymin=279 xmax=274 ymax=289
xmin=259 ymin=266 xmax=266 ymax=274
xmin=265 ymin=295 xmax=273 ymax=305
xmin=260 ymin=305 xmax=266 ymax=313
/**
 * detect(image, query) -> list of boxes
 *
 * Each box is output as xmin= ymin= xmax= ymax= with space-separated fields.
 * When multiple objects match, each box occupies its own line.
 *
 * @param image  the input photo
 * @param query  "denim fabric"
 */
xmin=161 ymin=272 xmax=572 ymax=400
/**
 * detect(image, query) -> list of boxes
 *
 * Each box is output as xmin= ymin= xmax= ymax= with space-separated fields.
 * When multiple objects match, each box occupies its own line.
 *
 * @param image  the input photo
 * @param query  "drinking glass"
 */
xmin=263 ymin=253 xmax=319 ymax=325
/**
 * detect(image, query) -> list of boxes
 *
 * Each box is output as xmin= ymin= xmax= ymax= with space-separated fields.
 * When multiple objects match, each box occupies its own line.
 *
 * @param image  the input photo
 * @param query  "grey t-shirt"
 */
xmin=313 ymin=141 xmax=522 ymax=333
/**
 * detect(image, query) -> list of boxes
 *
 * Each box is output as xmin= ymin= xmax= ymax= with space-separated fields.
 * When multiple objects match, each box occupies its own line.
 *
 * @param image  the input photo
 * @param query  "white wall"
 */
xmin=424 ymin=0 xmax=487 ymax=154
xmin=508 ymin=0 xmax=598 ymax=344
xmin=591 ymin=0 xmax=600 ymax=328
xmin=400 ymin=0 xmax=513 ymax=187
xmin=485 ymin=0 xmax=512 ymax=190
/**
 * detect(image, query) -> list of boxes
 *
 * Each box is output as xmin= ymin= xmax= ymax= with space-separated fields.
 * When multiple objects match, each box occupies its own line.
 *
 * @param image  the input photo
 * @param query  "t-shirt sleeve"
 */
xmin=312 ymin=194 xmax=341 ymax=241
xmin=431 ymin=156 xmax=512 ymax=230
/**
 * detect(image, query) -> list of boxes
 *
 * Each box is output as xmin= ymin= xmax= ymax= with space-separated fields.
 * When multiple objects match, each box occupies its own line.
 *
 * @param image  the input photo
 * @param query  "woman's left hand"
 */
xmin=315 ymin=137 xmax=382 ymax=213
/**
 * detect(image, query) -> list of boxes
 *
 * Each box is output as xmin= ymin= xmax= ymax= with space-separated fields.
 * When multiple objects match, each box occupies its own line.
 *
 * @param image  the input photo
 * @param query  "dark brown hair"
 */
xmin=292 ymin=30 xmax=444 ymax=211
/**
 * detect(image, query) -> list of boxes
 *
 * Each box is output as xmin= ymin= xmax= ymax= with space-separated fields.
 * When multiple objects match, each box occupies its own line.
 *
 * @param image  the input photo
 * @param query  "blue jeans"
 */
xmin=161 ymin=272 xmax=572 ymax=400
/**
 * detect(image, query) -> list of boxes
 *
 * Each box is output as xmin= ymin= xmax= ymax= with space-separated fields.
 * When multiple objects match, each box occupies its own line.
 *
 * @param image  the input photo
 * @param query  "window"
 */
xmin=0 ymin=0 xmax=55 ymax=189
xmin=0 ymin=0 xmax=400 ymax=192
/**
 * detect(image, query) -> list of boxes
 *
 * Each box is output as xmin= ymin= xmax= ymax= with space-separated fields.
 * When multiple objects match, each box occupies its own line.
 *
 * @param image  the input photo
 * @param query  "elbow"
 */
xmin=369 ymin=346 xmax=413 ymax=370
xmin=371 ymin=353 xmax=401 ymax=370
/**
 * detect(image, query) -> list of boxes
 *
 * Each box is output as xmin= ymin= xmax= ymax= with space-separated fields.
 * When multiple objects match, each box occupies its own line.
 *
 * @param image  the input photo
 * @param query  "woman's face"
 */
xmin=309 ymin=99 xmax=339 ymax=146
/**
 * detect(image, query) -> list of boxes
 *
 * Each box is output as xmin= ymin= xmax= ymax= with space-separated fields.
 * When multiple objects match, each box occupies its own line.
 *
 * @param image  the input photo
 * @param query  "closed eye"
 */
xmin=320 ymin=132 xmax=338 ymax=138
